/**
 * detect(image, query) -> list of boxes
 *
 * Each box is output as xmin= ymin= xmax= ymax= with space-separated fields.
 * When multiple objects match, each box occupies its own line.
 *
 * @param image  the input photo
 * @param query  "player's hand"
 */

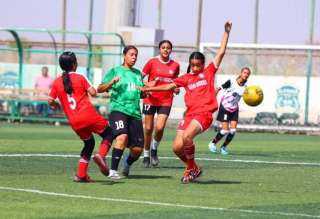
xmin=144 ymin=80 xmax=157 ymax=87
xmin=136 ymin=86 xmax=145 ymax=92
xmin=112 ymin=76 xmax=120 ymax=84
xmin=173 ymin=88 xmax=180 ymax=95
xmin=224 ymin=21 xmax=232 ymax=33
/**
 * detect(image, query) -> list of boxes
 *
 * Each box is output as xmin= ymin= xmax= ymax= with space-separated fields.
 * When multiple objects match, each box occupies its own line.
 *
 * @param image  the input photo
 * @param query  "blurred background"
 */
xmin=0 ymin=0 xmax=319 ymax=132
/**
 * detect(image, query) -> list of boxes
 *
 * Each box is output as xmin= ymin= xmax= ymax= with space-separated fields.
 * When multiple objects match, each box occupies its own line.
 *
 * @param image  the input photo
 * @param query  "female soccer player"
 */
xmin=208 ymin=67 xmax=251 ymax=155
xmin=97 ymin=45 xmax=145 ymax=179
xmin=48 ymin=51 xmax=113 ymax=183
xmin=139 ymin=21 xmax=232 ymax=183
xmin=142 ymin=40 xmax=180 ymax=167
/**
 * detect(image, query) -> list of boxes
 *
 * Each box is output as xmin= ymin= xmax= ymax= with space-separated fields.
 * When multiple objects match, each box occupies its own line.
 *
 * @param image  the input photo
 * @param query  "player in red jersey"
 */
xmin=142 ymin=40 xmax=180 ymax=167
xmin=48 ymin=51 xmax=113 ymax=183
xmin=139 ymin=21 xmax=232 ymax=183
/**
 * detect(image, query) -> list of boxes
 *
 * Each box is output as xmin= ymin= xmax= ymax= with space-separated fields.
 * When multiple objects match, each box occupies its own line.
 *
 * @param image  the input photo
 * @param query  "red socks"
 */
xmin=98 ymin=139 xmax=111 ymax=157
xmin=184 ymin=143 xmax=196 ymax=170
xmin=77 ymin=157 xmax=89 ymax=178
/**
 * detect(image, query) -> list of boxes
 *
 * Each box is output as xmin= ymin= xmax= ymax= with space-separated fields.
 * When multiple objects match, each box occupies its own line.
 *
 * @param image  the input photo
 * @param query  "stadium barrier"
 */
xmin=0 ymin=88 xmax=109 ymax=123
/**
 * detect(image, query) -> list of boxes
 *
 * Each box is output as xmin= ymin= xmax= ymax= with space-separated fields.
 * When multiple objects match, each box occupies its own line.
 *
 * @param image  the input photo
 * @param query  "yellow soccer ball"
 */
xmin=243 ymin=85 xmax=264 ymax=106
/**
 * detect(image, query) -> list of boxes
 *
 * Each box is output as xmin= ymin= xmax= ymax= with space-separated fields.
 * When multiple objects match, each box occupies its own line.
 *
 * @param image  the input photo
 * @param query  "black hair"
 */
xmin=158 ymin=40 xmax=173 ymax=49
xmin=123 ymin=45 xmax=138 ymax=55
xmin=186 ymin=51 xmax=205 ymax=73
xmin=59 ymin=51 xmax=77 ymax=95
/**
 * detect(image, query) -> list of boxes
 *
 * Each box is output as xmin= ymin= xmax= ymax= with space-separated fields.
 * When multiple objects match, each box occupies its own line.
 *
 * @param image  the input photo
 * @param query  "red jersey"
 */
xmin=143 ymin=57 xmax=180 ymax=106
xmin=49 ymin=72 xmax=104 ymax=130
xmin=173 ymin=63 xmax=218 ymax=115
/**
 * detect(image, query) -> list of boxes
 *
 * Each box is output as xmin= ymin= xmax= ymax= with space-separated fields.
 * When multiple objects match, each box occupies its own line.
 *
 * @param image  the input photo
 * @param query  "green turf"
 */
xmin=0 ymin=122 xmax=320 ymax=218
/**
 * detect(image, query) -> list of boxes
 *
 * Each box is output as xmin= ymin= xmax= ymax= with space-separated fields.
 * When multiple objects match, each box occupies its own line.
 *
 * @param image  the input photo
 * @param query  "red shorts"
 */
xmin=177 ymin=112 xmax=213 ymax=132
xmin=73 ymin=117 xmax=108 ymax=140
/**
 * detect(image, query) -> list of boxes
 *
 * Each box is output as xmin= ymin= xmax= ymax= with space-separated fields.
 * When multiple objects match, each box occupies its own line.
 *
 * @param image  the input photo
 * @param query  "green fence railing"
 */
xmin=0 ymin=28 xmax=125 ymax=87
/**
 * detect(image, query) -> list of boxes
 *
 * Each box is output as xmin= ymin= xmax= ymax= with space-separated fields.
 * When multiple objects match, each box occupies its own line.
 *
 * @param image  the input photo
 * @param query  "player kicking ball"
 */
xmin=208 ymin=67 xmax=251 ymax=155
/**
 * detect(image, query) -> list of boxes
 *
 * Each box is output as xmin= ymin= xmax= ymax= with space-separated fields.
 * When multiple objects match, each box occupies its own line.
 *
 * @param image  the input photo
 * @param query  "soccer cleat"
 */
xmin=108 ymin=170 xmax=121 ymax=180
xmin=93 ymin=154 xmax=109 ymax=176
xmin=180 ymin=166 xmax=202 ymax=184
xmin=180 ymin=168 xmax=193 ymax=184
xmin=208 ymin=142 xmax=217 ymax=153
xmin=143 ymin=156 xmax=150 ymax=168
xmin=122 ymin=155 xmax=130 ymax=177
xmin=73 ymin=175 xmax=94 ymax=183
xmin=150 ymin=149 xmax=159 ymax=167
xmin=190 ymin=166 xmax=202 ymax=181
xmin=220 ymin=146 xmax=229 ymax=155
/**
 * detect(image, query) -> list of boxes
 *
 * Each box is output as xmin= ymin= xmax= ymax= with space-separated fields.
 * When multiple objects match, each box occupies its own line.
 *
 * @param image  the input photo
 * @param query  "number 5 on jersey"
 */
xmin=67 ymin=94 xmax=76 ymax=110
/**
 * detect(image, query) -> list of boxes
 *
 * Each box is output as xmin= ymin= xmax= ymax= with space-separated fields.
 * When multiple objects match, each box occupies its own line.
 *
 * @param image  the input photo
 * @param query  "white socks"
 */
xmin=144 ymin=149 xmax=150 ymax=158
xmin=144 ymin=139 xmax=160 ymax=157
xmin=151 ymin=139 xmax=160 ymax=150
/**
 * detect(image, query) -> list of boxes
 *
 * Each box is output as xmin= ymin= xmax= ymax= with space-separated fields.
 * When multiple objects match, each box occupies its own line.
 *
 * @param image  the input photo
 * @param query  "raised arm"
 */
xmin=97 ymin=76 xmax=120 ymax=93
xmin=214 ymin=21 xmax=232 ymax=68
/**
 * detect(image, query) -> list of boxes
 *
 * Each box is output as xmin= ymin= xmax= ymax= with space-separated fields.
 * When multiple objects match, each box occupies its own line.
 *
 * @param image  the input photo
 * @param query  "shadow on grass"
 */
xmin=194 ymin=179 xmax=243 ymax=184
xmin=127 ymin=174 xmax=172 ymax=179
xmin=158 ymin=166 xmax=185 ymax=170
xmin=95 ymin=180 xmax=125 ymax=185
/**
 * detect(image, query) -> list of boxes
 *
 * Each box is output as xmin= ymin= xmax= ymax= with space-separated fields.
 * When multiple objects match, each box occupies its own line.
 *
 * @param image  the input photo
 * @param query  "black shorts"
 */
xmin=216 ymin=105 xmax=239 ymax=122
xmin=109 ymin=111 xmax=144 ymax=148
xmin=142 ymin=104 xmax=171 ymax=116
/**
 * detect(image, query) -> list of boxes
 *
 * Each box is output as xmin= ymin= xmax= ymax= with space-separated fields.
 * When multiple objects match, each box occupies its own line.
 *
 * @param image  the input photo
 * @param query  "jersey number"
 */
xmin=144 ymin=104 xmax=151 ymax=111
xmin=67 ymin=94 xmax=76 ymax=110
xmin=127 ymin=82 xmax=136 ymax=91
xmin=115 ymin=120 xmax=124 ymax=130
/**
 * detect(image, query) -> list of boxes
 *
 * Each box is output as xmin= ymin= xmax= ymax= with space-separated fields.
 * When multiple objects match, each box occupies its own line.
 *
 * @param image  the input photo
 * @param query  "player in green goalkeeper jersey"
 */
xmin=97 ymin=45 xmax=145 ymax=179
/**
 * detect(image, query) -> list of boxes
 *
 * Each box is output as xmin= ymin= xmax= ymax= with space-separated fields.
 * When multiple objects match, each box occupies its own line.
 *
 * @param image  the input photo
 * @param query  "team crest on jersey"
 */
xmin=169 ymin=70 xmax=175 ymax=75
xmin=198 ymin=73 xmax=204 ymax=79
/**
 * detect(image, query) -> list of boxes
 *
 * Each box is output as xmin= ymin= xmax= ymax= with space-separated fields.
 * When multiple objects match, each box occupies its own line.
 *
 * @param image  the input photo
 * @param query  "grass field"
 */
xmin=0 ymin=122 xmax=320 ymax=218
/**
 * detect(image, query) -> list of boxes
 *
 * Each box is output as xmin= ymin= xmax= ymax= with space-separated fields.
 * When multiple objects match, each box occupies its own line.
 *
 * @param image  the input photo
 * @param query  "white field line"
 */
xmin=0 ymin=153 xmax=320 ymax=166
xmin=0 ymin=186 xmax=319 ymax=218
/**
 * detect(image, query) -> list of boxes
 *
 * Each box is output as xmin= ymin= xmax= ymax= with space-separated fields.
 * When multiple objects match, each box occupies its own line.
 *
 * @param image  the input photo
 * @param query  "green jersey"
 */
xmin=102 ymin=65 xmax=144 ymax=119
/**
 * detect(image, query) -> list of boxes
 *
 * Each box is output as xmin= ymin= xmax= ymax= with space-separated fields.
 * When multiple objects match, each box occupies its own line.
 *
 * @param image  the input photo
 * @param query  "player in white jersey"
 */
xmin=208 ymin=67 xmax=251 ymax=155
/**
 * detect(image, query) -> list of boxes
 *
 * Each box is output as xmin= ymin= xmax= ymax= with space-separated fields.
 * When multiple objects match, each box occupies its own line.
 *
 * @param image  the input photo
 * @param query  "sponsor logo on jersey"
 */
xmin=187 ymin=79 xmax=208 ymax=90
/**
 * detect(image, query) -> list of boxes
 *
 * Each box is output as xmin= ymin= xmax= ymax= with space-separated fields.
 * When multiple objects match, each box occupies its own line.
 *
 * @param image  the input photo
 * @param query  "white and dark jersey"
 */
xmin=219 ymin=78 xmax=247 ymax=112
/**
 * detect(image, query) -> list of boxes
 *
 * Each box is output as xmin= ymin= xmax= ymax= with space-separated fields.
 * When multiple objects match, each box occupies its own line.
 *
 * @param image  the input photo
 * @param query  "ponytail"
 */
xmin=62 ymin=71 xmax=73 ymax=94
xmin=187 ymin=65 xmax=191 ymax=73
xmin=59 ymin=51 xmax=77 ymax=95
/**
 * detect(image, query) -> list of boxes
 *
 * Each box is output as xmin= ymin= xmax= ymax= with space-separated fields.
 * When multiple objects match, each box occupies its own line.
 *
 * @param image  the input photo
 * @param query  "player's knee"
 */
xmin=182 ymin=133 xmax=193 ymax=146
xmin=131 ymin=146 xmax=143 ymax=157
xmin=173 ymin=141 xmax=183 ymax=153
xmin=229 ymin=128 xmax=236 ymax=135
xmin=116 ymin=134 xmax=128 ymax=145
xmin=155 ymin=122 xmax=166 ymax=132
xmin=220 ymin=129 xmax=229 ymax=135
xmin=144 ymin=125 xmax=153 ymax=135
xmin=172 ymin=145 xmax=182 ymax=155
